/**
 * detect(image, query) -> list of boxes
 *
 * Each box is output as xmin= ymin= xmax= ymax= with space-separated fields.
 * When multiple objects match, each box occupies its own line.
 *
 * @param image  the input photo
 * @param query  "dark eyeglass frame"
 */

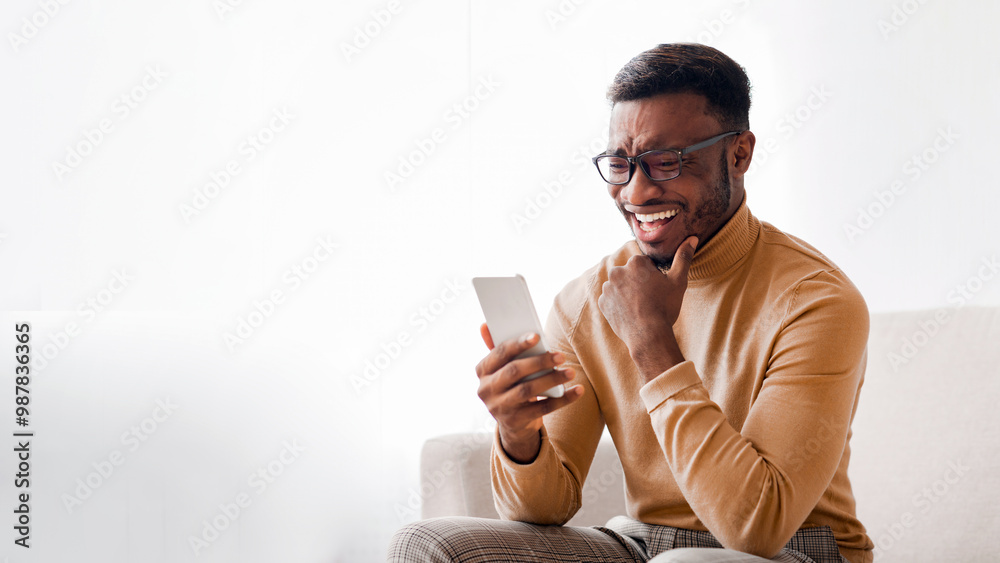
xmin=592 ymin=131 xmax=743 ymax=185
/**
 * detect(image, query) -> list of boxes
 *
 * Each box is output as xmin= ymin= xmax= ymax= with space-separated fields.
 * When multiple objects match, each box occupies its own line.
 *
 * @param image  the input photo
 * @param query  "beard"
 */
xmin=643 ymin=150 xmax=732 ymax=271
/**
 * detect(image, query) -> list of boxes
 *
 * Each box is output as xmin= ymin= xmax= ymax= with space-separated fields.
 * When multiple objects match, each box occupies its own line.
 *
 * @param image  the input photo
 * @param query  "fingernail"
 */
xmin=553 ymin=352 xmax=564 ymax=364
xmin=520 ymin=333 xmax=536 ymax=344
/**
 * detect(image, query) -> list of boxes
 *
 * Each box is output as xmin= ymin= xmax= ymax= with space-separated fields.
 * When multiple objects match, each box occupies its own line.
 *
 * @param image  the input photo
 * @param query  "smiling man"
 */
xmin=389 ymin=43 xmax=873 ymax=563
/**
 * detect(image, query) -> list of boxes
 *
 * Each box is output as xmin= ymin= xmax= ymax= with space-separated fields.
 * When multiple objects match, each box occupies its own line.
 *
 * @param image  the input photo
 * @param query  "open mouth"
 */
xmin=631 ymin=209 xmax=682 ymax=245
xmin=635 ymin=209 xmax=678 ymax=233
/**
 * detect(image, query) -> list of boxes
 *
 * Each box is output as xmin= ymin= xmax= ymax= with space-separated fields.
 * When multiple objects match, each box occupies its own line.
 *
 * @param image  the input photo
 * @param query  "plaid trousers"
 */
xmin=387 ymin=515 xmax=848 ymax=563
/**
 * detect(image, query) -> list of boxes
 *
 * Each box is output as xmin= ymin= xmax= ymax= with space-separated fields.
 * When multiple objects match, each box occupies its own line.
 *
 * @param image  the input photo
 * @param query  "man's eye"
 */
xmin=648 ymin=157 xmax=679 ymax=169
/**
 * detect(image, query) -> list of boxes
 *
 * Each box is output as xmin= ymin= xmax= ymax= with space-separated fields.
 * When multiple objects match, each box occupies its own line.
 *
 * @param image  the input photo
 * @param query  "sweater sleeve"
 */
xmin=639 ymin=272 xmax=869 ymax=557
xmin=490 ymin=278 xmax=606 ymax=525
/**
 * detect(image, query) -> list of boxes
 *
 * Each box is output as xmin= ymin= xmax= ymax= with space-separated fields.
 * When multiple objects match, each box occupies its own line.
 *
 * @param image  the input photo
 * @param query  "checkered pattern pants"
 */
xmin=387 ymin=515 xmax=848 ymax=563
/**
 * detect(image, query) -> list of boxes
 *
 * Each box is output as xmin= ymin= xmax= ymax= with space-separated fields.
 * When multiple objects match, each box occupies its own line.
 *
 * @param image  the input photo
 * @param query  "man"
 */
xmin=389 ymin=43 xmax=873 ymax=563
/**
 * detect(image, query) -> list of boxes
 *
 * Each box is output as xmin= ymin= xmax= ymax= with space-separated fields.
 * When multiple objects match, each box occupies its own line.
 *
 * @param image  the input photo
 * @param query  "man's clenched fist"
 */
xmin=598 ymin=236 xmax=698 ymax=382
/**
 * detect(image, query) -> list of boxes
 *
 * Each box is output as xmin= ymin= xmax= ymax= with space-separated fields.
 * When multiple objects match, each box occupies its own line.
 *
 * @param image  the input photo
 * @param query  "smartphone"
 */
xmin=472 ymin=275 xmax=565 ymax=399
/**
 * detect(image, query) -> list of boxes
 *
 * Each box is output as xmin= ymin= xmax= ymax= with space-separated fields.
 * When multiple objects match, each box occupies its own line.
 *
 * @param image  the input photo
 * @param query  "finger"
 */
xmin=507 ymin=366 xmax=575 ymax=400
xmin=480 ymin=322 xmax=495 ymax=350
xmin=505 ymin=384 xmax=585 ymax=425
xmin=494 ymin=351 xmax=566 ymax=390
xmin=475 ymin=332 xmax=541 ymax=379
xmin=668 ymin=236 xmax=699 ymax=281
xmin=628 ymin=253 xmax=661 ymax=283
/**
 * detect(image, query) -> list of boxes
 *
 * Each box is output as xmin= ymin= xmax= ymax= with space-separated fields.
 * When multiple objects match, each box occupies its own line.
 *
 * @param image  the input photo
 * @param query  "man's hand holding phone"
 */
xmin=475 ymin=325 xmax=583 ymax=464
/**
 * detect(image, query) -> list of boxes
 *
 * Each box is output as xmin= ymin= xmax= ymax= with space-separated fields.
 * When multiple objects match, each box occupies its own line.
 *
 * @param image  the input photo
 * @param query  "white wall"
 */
xmin=1 ymin=0 xmax=997 ymax=561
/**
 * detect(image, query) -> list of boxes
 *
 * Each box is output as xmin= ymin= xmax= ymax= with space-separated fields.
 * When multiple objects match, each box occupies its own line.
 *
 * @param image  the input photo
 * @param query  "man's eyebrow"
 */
xmin=607 ymin=144 xmax=679 ymax=156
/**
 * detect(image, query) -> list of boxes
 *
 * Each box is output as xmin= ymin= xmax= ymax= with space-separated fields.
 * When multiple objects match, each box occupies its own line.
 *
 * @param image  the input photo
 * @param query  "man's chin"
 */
xmin=635 ymin=238 xmax=676 ymax=271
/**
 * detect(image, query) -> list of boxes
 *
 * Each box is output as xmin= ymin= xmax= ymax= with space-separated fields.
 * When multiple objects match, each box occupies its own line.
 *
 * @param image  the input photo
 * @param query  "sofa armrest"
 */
xmin=419 ymin=432 xmax=626 ymax=527
xmin=420 ymin=432 xmax=498 ymax=519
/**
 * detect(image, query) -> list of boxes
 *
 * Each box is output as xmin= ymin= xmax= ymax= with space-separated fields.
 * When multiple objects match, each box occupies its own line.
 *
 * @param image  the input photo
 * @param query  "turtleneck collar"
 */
xmin=687 ymin=194 xmax=759 ymax=282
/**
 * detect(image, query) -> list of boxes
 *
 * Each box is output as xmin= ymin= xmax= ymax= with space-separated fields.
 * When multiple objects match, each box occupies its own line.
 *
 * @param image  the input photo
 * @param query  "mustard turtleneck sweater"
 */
xmin=491 ymin=197 xmax=873 ymax=563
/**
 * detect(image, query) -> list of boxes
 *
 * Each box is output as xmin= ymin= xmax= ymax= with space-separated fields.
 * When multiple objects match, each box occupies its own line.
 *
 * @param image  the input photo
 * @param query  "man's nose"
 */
xmin=619 ymin=165 xmax=662 ymax=205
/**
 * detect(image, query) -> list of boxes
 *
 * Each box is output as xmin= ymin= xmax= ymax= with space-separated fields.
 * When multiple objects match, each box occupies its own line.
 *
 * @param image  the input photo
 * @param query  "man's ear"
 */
xmin=732 ymin=131 xmax=756 ymax=176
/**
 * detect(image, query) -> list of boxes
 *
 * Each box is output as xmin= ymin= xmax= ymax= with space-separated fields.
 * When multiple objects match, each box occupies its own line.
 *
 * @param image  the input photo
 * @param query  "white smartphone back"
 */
xmin=472 ymin=275 xmax=565 ymax=399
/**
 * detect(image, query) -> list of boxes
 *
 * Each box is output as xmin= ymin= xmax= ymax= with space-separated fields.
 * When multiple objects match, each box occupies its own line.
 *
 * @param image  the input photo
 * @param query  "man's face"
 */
xmin=606 ymin=92 xmax=745 ymax=269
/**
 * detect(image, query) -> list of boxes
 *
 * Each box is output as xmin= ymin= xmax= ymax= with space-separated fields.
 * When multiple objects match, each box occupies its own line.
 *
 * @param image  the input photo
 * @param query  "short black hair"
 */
xmin=607 ymin=43 xmax=752 ymax=131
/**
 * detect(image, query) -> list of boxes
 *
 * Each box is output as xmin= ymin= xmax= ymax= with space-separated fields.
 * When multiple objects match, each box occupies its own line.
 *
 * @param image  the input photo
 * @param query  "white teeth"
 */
xmin=635 ymin=209 xmax=678 ymax=223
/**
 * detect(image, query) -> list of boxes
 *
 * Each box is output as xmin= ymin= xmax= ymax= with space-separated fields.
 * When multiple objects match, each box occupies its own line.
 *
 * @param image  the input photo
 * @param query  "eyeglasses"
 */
xmin=592 ymin=131 xmax=742 ymax=185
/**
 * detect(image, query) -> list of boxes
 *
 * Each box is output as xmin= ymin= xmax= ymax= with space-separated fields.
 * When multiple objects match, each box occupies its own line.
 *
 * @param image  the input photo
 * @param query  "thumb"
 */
xmin=669 ymin=236 xmax=699 ymax=280
xmin=480 ymin=322 xmax=495 ymax=350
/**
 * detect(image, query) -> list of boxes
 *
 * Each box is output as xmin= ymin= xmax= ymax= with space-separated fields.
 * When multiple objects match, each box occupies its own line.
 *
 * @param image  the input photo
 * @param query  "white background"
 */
xmin=1 ymin=0 xmax=997 ymax=561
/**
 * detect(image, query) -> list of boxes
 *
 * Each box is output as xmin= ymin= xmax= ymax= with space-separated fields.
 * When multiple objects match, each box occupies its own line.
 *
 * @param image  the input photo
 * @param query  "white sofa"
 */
xmin=418 ymin=306 xmax=1000 ymax=562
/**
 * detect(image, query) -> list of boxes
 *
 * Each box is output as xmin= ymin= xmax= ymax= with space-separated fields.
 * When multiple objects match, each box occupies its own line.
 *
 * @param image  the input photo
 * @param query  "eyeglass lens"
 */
xmin=596 ymin=151 xmax=680 ymax=184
